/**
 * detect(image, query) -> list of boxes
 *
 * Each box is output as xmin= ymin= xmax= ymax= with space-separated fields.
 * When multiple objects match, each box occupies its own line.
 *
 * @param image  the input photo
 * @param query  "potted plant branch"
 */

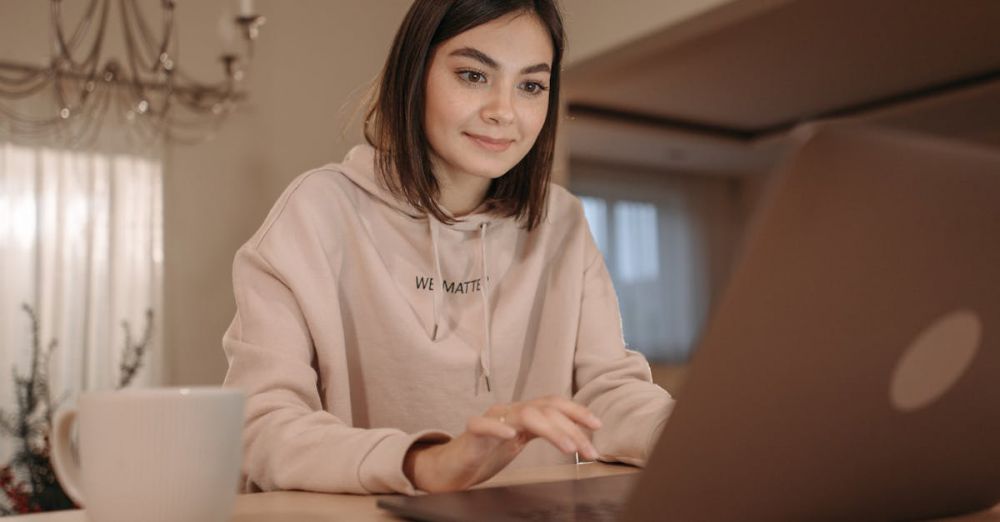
xmin=0 ymin=305 xmax=153 ymax=515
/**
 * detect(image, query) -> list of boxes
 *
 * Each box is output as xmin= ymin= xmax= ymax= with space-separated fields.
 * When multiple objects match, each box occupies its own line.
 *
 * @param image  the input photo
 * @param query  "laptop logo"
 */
xmin=890 ymin=309 xmax=982 ymax=412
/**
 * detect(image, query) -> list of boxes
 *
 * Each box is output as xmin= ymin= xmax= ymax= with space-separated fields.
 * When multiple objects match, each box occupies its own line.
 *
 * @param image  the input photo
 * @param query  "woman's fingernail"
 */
xmin=562 ymin=439 xmax=576 ymax=453
xmin=589 ymin=415 xmax=602 ymax=428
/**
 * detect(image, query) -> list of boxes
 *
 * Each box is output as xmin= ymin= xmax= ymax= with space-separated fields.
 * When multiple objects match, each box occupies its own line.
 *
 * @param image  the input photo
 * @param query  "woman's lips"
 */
xmin=465 ymin=132 xmax=514 ymax=152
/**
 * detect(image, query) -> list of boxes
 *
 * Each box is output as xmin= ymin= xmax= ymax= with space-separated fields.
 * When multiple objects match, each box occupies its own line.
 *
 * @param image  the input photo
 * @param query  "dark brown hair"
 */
xmin=364 ymin=0 xmax=565 ymax=230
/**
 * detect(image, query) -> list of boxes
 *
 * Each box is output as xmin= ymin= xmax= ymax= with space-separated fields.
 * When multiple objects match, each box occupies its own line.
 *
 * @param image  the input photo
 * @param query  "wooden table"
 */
xmin=8 ymin=462 xmax=999 ymax=521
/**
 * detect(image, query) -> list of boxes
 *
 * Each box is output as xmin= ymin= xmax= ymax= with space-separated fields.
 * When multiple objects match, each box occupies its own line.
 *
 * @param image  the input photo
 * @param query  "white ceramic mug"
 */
xmin=50 ymin=387 xmax=245 ymax=522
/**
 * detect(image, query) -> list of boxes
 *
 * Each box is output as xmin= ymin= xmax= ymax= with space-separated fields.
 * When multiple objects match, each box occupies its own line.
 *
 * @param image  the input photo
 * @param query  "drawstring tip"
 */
xmin=484 ymin=375 xmax=492 ymax=393
xmin=431 ymin=324 xmax=438 ymax=341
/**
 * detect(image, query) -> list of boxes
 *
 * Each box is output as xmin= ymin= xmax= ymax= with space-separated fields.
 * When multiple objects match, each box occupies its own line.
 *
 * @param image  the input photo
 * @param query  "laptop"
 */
xmin=378 ymin=123 xmax=1000 ymax=521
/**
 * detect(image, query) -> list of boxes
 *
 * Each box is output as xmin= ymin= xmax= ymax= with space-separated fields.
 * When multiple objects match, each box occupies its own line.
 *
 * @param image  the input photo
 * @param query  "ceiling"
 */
xmin=563 ymin=0 xmax=1000 ymax=173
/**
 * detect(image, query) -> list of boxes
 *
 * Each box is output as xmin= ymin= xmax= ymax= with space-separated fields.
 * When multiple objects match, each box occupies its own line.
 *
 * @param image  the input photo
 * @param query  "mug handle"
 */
xmin=50 ymin=407 xmax=85 ymax=506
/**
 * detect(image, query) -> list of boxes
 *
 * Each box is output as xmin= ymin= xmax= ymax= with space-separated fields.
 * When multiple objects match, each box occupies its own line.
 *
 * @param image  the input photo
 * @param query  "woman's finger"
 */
xmin=543 ymin=407 xmax=599 ymax=460
xmin=517 ymin=406 xmax=579 ymax=454
xmin=539 ymin=396 xmax=603 ymax=431
xmin=466 ymin=415 xmax=517 ymax=440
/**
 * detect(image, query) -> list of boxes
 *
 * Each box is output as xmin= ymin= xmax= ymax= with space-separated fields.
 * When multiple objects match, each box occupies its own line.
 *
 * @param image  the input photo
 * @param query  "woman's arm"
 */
xmin=223 ymin=244 xmax=451 ymax=495
xmin=402 ymin=396 xmax=603 ymax=492
xmin=571 ymin=237 xmax=676 ymax=466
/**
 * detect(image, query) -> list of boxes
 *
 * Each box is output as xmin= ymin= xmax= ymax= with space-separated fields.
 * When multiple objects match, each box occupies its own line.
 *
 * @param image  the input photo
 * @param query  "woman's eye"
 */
xmin=458 ymin=70 xmax=487 ymax=84
xmin=520 ymin=81 xmax=548 ymax=95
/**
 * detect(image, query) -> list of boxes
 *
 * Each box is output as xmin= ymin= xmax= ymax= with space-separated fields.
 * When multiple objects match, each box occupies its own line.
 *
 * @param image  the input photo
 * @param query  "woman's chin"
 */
xmin=462 ymin=164 xmax=516 ymax=180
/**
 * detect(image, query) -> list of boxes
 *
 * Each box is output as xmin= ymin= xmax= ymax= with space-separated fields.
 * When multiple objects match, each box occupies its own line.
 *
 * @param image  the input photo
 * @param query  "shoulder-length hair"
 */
xmin=364 ymin=0 xmax=565 ymax=231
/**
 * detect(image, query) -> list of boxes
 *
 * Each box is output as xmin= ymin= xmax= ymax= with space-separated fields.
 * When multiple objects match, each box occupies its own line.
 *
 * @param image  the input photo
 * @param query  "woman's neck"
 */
xmin=433 ymin=165 xmax=492 ymax=217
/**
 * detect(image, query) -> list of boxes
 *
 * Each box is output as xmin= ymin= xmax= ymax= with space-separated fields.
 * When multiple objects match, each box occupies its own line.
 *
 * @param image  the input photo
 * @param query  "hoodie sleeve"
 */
xmin=222 ymin=243 xmax=451 ymax=495
xmin=571 ymin=235 xmax=676 ymax=467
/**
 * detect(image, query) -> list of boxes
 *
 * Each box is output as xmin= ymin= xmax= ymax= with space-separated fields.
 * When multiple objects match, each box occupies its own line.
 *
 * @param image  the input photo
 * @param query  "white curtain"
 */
xmin=573 ymin=159 xmax=745 ymax=363
xmin=0 ymin=142 xmax=164 ymax=463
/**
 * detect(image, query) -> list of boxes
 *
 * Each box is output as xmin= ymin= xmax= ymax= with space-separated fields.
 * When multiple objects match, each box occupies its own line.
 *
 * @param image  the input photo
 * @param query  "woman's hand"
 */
xmin=403 ymin=396 xmax=603 ymax=493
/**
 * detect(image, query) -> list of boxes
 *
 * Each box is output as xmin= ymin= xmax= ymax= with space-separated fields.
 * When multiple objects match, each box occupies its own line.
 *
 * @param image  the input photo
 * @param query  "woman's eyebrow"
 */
xmin=448 ymin=46 xmax=551 ymax=74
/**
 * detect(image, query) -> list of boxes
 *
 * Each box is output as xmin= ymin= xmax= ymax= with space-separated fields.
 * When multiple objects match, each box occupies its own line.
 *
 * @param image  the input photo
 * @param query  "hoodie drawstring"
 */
xmin=479 ymin=222 xmax=492 ymax=393
xmin=429 ymin=217 xmax=445 ymax=341
xmin=427 ymin=217 xmax=494 ymax=395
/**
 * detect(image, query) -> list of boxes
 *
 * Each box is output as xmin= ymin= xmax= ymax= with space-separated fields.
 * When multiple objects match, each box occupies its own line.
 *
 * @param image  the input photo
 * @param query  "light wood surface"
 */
xmin=7 ymin=461 xmax=999 ymax=521
xmin=4 ymin=462 xmax=638 ymax=522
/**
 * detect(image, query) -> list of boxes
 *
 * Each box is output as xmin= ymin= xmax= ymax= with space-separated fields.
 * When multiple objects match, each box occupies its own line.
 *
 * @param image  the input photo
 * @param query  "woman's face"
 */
xmin=423 ymin=11 xmax=553 ymax=185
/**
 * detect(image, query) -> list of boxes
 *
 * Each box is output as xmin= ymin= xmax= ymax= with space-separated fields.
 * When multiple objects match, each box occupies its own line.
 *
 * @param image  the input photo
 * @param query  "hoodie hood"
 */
xmin=337 ymin=143 xmax=494 ymax=227
xmin=337 ymin=143 xmax=420 ymax=218
xmin=337 ymin=144 xmax=512 ymax=394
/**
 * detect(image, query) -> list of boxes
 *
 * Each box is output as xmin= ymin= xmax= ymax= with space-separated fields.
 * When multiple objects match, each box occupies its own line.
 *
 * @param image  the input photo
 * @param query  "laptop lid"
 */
xmin=626 ymin=124 xmax=1000 ymax=521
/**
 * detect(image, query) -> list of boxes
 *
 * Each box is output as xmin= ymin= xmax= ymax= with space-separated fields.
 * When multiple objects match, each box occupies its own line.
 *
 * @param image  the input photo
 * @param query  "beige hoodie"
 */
xmin=222 ymin=144 xmax=674 ymax=495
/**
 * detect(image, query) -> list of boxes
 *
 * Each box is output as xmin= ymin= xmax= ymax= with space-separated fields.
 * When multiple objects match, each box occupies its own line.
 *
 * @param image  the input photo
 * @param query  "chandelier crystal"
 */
xmin=0 ymin=0 xmax=265 ymax=146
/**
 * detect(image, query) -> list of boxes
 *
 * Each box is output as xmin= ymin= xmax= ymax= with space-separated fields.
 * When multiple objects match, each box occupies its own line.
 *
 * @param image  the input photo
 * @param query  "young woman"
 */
xmin=223 ymin=0 xmax=674 ymax=495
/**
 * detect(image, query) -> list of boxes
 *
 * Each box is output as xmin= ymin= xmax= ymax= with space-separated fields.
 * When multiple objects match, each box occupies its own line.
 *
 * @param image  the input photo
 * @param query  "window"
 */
xmin=574 ymin=160 xmax=744 ymax=363
xmin=0 ymin=142 xmax=164 ymax=466
xmin=613 ymin=201 xmax=659 ymax=284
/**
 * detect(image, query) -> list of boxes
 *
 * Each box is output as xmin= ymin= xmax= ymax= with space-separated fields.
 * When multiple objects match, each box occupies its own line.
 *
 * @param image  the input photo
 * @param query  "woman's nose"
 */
xmin=481 ymin=87 xmax=515 ymax=125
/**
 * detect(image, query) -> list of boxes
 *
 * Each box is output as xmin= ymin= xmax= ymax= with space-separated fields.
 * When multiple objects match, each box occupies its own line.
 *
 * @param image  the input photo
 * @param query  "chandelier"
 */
xmin=0 ymin=0 xmax=265 ymax=146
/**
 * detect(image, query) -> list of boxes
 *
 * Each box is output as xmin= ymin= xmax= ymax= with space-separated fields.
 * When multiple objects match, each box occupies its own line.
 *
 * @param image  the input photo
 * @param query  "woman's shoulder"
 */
xmin=248 ymin=160 xmax=367 ymax=251
xmin=506 ymin=183 xmax=592 ymax=266
xmin=542 ymin=182 xmax=588 ymax=230
xmin=281 ymin=163 xmax=360 ymax=209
